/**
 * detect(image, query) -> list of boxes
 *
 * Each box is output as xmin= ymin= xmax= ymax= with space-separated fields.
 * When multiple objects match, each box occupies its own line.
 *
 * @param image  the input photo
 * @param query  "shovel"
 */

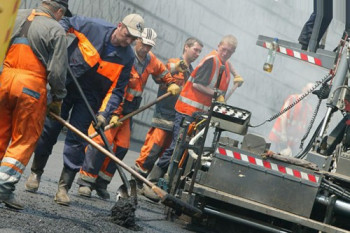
xmin=89 ymin=92 xmax=172 ymax=139
xmin=50 ymin=112 xmax=202 ymax=218
xmin=67 ymin=66 xmax=134 ymax=198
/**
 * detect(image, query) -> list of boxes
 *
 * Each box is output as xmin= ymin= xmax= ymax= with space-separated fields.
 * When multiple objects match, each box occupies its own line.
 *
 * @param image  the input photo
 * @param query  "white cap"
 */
xmin=122 ymin=14 xmax=144 ymax=37
xmin=141 ymin=28 xmax=157 ymax=47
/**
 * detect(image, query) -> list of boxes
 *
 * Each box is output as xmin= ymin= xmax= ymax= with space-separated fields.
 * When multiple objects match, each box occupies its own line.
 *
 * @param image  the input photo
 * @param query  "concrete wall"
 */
xmin=20 ymin=0 xmax=346 ymax=148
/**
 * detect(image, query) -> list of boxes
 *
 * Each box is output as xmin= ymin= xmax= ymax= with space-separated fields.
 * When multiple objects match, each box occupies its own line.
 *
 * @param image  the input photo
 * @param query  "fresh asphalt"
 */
xmin=0 ymin=132 xmax=199 ymax=233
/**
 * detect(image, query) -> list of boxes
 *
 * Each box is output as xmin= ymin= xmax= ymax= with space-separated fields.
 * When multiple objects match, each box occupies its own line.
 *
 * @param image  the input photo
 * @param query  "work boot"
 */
xmin=25 ymin=172 xmax=41 ymax=193
xmin=78 ymin=186 xmax=92 ymax=198
xmin=25 ymin=153 xmax=49 ymax=192
xmin=142 ymin=165 xmax=166 ymax=203
xmin=0 ymin=193 xmax=24 ymax=210
xmin=54 ymin=167 xmax=76 ymax=206
xmin=94 ymin=177 xmax=110 ymax=200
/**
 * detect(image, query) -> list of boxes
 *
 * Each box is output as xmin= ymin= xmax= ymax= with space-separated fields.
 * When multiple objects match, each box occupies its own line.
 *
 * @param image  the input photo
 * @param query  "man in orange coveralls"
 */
xmin=0 ymin=0 xmax=71 ymax=210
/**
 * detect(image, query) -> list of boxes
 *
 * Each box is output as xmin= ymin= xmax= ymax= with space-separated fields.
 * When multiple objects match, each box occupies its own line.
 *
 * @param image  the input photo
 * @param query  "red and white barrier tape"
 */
xmin=217 ymin=147 xmax=319 ymax=183
xmin=263 ymin=42 xmax=322 ymax=67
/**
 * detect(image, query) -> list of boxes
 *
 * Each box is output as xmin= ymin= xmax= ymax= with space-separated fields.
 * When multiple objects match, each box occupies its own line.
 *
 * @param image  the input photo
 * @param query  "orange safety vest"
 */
xmin=269 ymin=94 xmax=312 ymax=147
xmin=175 ymin=50 xmax=230 ymax=116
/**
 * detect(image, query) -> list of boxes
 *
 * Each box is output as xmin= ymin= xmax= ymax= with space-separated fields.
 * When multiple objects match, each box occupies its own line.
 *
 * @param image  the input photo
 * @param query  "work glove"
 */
xmin=94 ymin=114 xmax=107 ymax=130
xmin=216 ymin=95 xmax=225 ymax=103
xmin=175 ymin=60 xmax=188 ymax=73
xmin=279 ymin=147 xmax=292 ymax=157
xmin=167 ymin=83 xmax=181 ymax=95
xmin=233 ymin=75 xmax=244 ymax=87
xmin=110 ymin=115 xmax=123 ymax=127
xmin=47 ymin=100 xmax=62 ymax=119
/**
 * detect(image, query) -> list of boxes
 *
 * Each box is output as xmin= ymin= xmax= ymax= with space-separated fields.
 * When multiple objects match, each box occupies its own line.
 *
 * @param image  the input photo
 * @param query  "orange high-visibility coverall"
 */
xmin=135 ymin=57 xmax=190 ymax=172
xmin=0 ymin=9 xmax=67 ymax=196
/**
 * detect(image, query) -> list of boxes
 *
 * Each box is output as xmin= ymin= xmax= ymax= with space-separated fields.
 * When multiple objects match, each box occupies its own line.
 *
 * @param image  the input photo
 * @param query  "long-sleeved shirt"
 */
xmin=60 ymin=16 xmax=134 ymax=117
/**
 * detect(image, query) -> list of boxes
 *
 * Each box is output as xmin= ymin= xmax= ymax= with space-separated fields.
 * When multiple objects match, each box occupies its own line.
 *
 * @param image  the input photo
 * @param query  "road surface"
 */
xmin=0 ymin=133 xmax=202 ymax=233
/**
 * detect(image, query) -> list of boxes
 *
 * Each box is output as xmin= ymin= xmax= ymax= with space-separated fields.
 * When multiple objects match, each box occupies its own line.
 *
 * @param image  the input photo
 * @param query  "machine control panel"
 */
xmin=211 ymin=103 xmax=251 ymax=135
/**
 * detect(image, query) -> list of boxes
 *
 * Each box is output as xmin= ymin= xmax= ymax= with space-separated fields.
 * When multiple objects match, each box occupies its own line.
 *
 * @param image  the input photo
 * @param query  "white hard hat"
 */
xmin=141 ymin=28 xmax=157 ymax=47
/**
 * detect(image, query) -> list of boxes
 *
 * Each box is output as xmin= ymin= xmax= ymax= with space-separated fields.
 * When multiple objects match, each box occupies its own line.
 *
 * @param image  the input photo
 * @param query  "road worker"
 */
xmin=143 ymin=35 xmax=239 ymax=201
xmin=269 ymin=83 xmax=314 ymax=156
xmin=25 ymin=13 xmax=144 ymax=206
xmin=76 ymin=28 xmax=181 ymax=199
xmin=0 ymin=0 xmax=70 ymax=210
xmin=134 ymin=38 xmax=203 ymax=178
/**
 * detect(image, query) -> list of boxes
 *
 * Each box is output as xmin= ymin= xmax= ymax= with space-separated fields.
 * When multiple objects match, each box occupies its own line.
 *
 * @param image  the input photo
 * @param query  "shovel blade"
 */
xmin=116 ymin=179 xmax=137 ymax=201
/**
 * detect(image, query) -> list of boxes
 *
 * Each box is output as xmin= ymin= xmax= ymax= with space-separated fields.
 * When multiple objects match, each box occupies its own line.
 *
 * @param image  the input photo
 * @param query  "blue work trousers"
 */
xmin=34 ymin=82 xmax=101 ymax=172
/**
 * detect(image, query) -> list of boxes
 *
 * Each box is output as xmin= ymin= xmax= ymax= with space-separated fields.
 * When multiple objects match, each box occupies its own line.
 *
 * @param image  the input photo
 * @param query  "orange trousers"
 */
xmin=79 ymin=118 xmax=131 ymax=183
xmin=135 ymin=127 xmax=172 ymax=172
xmin=0 ymin=41 xmax=47 ymax=193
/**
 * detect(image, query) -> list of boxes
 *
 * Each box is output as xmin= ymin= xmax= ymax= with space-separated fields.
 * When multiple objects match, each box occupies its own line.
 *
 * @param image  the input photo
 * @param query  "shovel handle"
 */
xmin=50 ymin=112 xmax=158 ymax=189
xmin=89 ymin=92 xmax=172 ymax=139
xmin=51 ymin=112 xmax=202 ymax=217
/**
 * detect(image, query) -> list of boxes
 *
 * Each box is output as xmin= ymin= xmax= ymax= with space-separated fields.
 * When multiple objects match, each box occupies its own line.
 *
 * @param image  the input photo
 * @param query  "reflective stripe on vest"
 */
xmin=176 ymin=51 xmax=229 ymax=114
xmin=177 ymin=94 xmax=209 ymax=112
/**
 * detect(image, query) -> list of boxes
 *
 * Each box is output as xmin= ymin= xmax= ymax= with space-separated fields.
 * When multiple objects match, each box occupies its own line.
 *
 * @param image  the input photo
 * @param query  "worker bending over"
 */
xmin=25 ymin=13 xmax=144 ymax=206
xmin=76 ymin=28 xmax=181 ymax=199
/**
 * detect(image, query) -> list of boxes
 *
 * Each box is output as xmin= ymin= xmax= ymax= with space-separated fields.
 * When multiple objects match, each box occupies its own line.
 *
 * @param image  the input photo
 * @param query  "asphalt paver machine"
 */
xmin=162 ymin=3 xmax=350 ymax=231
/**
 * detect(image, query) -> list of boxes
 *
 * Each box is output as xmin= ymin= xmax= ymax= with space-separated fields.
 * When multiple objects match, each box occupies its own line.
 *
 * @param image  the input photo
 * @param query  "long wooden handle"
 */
xmin=50 ymin=112 xmax=163 ymax=191
xmin=89 ymin=92 xmax=172 ymax=139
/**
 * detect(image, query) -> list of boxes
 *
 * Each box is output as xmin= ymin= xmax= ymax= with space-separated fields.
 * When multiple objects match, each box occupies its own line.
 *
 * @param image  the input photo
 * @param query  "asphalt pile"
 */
xmin=111 ymin=196 xmax=142 ymax=231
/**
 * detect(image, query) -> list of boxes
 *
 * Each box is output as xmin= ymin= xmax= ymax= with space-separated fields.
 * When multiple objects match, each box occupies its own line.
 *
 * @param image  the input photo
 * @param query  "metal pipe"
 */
xmin=316 ymin=194 xmax=350 ymax=216
xmin=203 ymin=207 xmax=291 ymax=233
xmin=318 ymin=107 xmax=333 ymax=138
xmin=327 ymin=42 xmax=349 ymax=109
xmin=188 ymin=127 xmax=205 ymax=160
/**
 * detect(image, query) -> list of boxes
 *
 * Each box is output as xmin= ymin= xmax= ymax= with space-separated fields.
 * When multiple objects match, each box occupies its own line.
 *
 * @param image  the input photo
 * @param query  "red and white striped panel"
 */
xmin=216 ymin=147 xmax=320 ymax=183
xmin=263 ymin=42 xmax=322 ymax=67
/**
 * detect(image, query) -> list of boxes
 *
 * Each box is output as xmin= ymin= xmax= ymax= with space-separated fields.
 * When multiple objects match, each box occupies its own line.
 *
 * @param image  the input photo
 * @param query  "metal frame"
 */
xmin=185 ymin=183 xmax=349 ymax=233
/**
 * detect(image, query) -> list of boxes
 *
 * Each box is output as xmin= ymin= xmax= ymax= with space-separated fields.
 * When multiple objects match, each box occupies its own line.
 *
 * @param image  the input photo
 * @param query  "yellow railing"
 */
xmin=0 ymin=0 xmax=21 ymax=63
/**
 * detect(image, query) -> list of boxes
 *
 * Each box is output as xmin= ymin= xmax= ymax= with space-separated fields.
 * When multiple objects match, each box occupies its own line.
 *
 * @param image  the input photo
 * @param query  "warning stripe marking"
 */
xmin=216 ymin=147 xmax=319 ymax=183
xmin=263 ymin=42 xmax=322 ymax=67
